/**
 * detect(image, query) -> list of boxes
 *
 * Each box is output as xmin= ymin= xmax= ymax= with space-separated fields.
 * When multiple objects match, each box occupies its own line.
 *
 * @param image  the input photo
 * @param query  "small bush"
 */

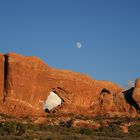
xmin=78 ymin=128 xmax=93 ymax=136
xmin=59 ymin=120 xmax=72 ymax=128
xmin=38 ymin=124 xmax=48 ymax=131
xmin=129 ymin=124 xmax=140 ymax=137
xmin=24 ymin=123 xmax=35 ymax=131
xmin=0 ymin=113 xmax=14 ymax=119
xmin=15 ymin=123 xmax=26 ymax=135
xmin=0 ymin=121 xmax=35 ymax=136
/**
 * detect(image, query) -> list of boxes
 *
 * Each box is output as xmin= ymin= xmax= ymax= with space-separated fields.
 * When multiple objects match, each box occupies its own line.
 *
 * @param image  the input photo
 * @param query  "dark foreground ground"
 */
xmin=0 ymin=113 xmax=140 ymax=140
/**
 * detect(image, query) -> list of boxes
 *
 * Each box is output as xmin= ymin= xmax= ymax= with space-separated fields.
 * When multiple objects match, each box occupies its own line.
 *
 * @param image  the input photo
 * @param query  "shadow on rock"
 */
xmin=123 ymin=87 xmax=140 ymax=113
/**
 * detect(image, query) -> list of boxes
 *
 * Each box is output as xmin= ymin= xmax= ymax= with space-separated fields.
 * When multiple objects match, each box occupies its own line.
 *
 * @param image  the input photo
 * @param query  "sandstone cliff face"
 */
xmin=133 ymin=79 xmax=140 ymax=111
xmin=0 ymin=54 xmax=4 ymax=100
xmin=0 ymin=53 xmax=139 ymax=118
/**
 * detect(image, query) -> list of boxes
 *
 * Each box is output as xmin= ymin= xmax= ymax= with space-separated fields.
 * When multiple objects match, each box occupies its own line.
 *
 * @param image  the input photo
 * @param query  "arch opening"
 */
xmin=43 ymin=91 xmax=62 ymax=112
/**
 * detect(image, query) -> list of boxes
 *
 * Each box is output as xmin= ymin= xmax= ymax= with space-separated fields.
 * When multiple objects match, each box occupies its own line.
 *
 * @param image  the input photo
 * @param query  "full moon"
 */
xmin=76 ymin=42 xmax=82 ymax=49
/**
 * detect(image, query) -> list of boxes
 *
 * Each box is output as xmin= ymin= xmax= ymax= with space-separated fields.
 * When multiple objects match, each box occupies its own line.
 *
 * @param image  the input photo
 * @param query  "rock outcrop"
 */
xmin=0 ymin=54 xmax=4 ymax=99
xmin=0 ymin=53 xmax=139 ymax=118
xmin=132 ymin=78 xmax=140 ymax=111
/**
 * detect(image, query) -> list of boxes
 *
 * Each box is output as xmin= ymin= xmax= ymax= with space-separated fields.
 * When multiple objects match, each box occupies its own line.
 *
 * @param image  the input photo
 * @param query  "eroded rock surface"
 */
xmin=0 ymin=54 xmax=4 ymax=100
xmin=0 ymin=52 xmax=139 ymax=118
xmin=133 ymin=78 xmax=140 ymax=111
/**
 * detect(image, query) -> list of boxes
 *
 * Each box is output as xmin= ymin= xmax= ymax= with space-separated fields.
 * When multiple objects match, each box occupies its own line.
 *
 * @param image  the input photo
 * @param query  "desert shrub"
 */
xmin=0 ymin=121 xmax=18 ymax=135
xmin=110 ymin=117 xmax=140 ymax=124
xmin=38 ymin=124 xmax=60 ymax=132
xmin=128 ymin=124 xmax=140 ymax=137
xmin=59 ymin=121 xmax=65 ymax=127
xmin=107 ymin=123 xmax=120 ymax=132
xmin=59 ymin=120 xmax=73 ymax=128
xmin=94 ymin=116 xmax=106 ymax=121
xmin=0 ymin=121 xmax=35 ymax=136
xmin=78 ymin=128 xmax=93 ymax=136
xmin=15 ymin=123 xmax=26 ymax=135
xmin=74 ymin=115 xmax=91 ymax=120
xmin=38 ymin=124 xmax=48 ymax=131
xmin=92 ymin=122 xmax=124 ymax=138
xmin=24 ymin=123 xmax=35 ymax=131
xmin=0 ymin=113 xmax=14 ymax=119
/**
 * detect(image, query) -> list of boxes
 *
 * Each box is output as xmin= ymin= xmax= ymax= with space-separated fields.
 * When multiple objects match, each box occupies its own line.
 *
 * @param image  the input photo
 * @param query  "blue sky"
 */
xmin=0 ymin=0 xmax=140 ymax=87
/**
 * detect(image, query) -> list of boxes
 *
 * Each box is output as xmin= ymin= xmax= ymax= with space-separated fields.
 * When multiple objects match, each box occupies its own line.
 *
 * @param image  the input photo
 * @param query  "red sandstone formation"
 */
xmin=0 ymin=54 xmax=4 ymax=98
xmin=0 ymin=53 xmax=139 ymax=118
xmin=133 ymin=79 xmax=140 ymax=111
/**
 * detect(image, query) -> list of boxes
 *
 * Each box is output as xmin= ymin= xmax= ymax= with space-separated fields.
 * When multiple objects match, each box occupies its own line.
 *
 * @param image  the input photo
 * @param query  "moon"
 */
xmin=76 ymin=42 xmax=82 ymax=49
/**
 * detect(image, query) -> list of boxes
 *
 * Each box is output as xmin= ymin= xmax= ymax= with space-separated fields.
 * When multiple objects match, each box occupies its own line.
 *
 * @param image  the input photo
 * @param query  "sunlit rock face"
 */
xmin=0 ymin=54 xmax=4 ymax=98
xmin=0 ymin=52 xmax=140 ymax=118
xmin=43 ymin=91 xmax=62 ymax=111
xmin=133 ymin=78 xmax=140 ymax=110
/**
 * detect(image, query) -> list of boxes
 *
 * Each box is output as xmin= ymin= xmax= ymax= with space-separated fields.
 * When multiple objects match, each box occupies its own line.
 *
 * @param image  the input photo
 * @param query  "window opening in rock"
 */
xmin=100 ymin=88 xmax=111 ymax=94
xmin=43 ymin=91 xmax=62 ymax=112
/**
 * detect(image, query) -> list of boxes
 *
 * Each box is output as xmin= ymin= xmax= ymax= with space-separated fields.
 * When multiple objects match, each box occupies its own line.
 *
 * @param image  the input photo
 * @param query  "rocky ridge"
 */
xmin=0 ymin=53 xmax=140 ymax=118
